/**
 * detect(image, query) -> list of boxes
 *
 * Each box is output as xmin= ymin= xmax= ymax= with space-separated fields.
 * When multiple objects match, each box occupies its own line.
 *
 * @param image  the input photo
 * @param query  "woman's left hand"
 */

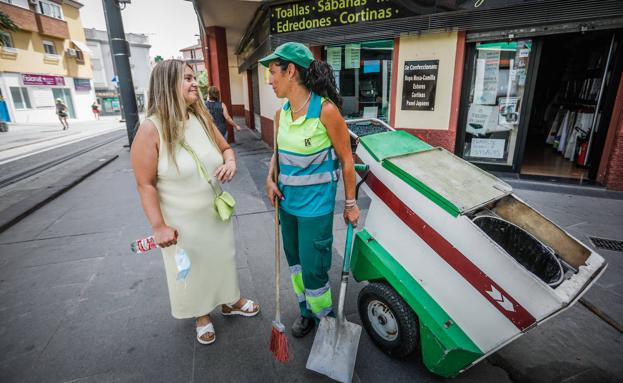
xmin=214 ymin=160 xmax=236 ymax=183
xmin=343 ymin=205 xmax=360 ymax=228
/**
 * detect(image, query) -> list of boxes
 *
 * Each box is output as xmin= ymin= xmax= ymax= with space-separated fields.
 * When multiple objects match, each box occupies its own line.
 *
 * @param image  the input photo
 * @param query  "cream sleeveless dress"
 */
xmin=149 ymin=113 xmax=240 ymax=319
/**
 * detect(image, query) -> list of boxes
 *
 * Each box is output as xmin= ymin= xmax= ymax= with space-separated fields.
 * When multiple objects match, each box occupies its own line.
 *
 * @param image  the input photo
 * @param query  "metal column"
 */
xmin=102 ymin=0 xmax=139 ymax=146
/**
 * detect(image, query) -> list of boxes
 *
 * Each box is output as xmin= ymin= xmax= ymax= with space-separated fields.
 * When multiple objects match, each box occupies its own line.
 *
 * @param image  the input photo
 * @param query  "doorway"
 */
xmin=520 ymin=30 xmax=622 ymax=181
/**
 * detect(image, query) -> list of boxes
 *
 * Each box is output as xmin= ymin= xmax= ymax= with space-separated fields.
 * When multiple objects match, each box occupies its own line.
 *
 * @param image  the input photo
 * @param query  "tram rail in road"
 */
xmin=0 ymin=132 xmax=126 ymax=190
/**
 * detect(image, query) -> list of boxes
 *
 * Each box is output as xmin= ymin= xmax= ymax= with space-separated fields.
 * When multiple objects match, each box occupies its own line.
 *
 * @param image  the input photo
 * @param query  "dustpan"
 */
xmin=306 ymin=224 xmax=362 ymax=383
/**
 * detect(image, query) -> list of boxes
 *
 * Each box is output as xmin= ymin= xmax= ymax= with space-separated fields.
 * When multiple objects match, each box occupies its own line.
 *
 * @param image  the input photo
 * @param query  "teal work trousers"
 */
xmin=279 ymin=208 xmax=334 ymax=320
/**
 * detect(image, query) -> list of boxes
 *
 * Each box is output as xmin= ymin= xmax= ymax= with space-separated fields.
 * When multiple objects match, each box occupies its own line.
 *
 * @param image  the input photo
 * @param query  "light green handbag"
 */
xmin=181 ymin=141 xmax=236 ymax=221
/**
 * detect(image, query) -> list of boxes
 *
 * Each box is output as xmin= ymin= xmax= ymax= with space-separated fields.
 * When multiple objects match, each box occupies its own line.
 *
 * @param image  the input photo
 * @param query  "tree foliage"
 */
xmin=0 ymin=11 xmax=17 ymax=32
xmin=0 ymin=10 xmax=17 ymax=46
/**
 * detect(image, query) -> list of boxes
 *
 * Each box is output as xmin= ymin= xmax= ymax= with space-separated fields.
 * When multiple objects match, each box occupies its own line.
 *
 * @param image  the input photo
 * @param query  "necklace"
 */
xmin=291 ymin=92 xmax=311 ymax=114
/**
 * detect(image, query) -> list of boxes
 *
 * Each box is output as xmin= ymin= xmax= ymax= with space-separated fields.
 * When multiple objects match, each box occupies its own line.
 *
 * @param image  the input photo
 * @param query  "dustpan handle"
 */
xmin=342 ymin=223 xmax=354 ymax=274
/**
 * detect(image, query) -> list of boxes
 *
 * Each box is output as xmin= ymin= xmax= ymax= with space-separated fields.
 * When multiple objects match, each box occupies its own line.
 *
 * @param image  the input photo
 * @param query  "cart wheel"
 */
xmin=358 ymin=282 xmax=419 ymax=358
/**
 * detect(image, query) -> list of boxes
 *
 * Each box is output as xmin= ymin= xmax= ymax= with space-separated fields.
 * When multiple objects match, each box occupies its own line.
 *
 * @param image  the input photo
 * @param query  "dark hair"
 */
xmin=275 ymin=59 xmax=342 ymax=110
xmin=207 ymin=86 xmax=220 ymax=101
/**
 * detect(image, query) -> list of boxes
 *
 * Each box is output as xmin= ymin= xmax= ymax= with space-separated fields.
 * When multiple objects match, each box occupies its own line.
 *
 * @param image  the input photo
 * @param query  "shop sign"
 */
xmin=401 ymin=60 xmax=438 ymax=111
xmin=270 ymin=0 xmax=417 ymax=34
xmin=269 ymin=1 xmax=536 ymax=35
xmin=96 ymin=90 xmax=117 ymax=98
xmin=22 ymin=74 xmax=65 ymax=86
xmin=74 ymin=78 xmax=91 ymax=91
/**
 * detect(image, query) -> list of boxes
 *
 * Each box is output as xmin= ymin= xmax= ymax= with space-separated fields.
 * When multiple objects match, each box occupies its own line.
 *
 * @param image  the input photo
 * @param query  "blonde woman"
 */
xmin=131 ymin=60 xmax=259 ymax=345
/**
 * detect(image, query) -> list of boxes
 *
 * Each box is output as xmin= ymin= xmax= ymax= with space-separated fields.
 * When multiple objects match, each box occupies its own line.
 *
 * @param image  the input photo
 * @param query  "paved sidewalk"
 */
xmin=0 ymin=126 xmax=621 ymax=382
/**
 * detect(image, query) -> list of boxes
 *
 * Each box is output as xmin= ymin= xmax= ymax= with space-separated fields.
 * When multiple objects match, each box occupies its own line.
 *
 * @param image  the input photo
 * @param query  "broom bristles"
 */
xmin=269 ymin=324 xmax=289 ymax=362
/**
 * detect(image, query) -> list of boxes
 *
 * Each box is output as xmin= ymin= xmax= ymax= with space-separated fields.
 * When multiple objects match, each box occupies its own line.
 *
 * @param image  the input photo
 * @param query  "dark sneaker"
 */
xmin=291 ymin=316 xmax=315 ymax=338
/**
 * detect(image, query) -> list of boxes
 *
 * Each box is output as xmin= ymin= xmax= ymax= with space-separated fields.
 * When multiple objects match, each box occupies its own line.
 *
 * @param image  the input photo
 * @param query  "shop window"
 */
xmin=322 ymin=40 xmax=393 ymax=121
xmin=10 ymin=87 xmax=32 ymax=109
xmin=43 ymin=40 xmax=57 ymax=55
xmin=0 ymin=31 xmax=13 ymax=48
xmin=460 ymin=40 xmax=533 ymax=166
xmin=37 ymin=0 xmax=63 ymax=20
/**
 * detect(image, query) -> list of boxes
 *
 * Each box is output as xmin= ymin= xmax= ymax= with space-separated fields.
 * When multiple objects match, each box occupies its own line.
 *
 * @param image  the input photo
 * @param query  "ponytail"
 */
xmin=302 ymin=60 xmax=342 ymax=110
xmin=274 ymin=59 xmax=342 ymax=111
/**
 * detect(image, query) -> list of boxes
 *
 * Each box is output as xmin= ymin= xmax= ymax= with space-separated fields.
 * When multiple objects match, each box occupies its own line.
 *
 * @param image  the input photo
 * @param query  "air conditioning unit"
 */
xmin=66 ymin=48 xmax=77 ymax=57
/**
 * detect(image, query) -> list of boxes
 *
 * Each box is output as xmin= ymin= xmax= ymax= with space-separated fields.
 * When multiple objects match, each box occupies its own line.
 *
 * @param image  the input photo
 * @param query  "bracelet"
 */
xmin=344 ymin=203 xmax=358 ymax=211
xmin=345 ymin=199 xmax=356 ymax=204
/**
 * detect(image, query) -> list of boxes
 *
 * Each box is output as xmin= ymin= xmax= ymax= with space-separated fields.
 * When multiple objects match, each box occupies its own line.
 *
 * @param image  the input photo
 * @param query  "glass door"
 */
xmin=52 ymin=88 xmax=76 ymax=118
xmin=457 ymin=39 xmax=534 ymax=170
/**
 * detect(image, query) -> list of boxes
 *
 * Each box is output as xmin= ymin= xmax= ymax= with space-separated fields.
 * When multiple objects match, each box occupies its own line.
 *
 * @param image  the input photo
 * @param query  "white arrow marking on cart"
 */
xmin=486 ymin=286 xmax=515 ymax=312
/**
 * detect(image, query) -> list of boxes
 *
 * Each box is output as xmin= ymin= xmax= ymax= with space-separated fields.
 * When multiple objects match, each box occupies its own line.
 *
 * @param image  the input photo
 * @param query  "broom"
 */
xmin=269 ymin=131 xmax=289 ymax=362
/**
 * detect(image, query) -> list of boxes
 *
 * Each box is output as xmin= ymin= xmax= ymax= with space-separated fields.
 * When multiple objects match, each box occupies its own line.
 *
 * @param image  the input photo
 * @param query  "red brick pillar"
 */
xmin=246 ymin=69 xmax=255 ymax=130
xmin=310 ymin=45 xmax=322 ymax=60
xmin=205 ymin=26 xmax=234 ymax=143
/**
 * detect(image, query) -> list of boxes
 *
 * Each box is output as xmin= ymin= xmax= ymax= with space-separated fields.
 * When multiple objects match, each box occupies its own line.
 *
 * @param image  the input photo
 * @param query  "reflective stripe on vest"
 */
xmin=278 ymin=146 xmax=340 ymax=186
xmin=277 ymin=93 xmax=339 ymax=216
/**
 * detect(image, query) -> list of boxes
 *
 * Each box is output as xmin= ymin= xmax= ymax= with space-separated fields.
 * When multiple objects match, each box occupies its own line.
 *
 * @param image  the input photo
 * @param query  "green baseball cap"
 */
xmin=259 ymin=42 xmax=314 ymax=69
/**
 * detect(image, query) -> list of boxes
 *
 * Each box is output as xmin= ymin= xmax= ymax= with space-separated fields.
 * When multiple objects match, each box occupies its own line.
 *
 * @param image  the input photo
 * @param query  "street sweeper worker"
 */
xmin=261 ymin=42 xmax=360 ymax=338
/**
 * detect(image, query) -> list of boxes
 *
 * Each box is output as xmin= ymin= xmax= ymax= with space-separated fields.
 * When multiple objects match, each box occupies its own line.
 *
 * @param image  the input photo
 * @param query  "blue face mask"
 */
xmin=175 ymin=248 xmax=191 ymax=282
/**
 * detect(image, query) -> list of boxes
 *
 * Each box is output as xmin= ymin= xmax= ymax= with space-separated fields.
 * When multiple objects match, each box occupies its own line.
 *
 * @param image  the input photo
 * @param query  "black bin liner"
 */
xmin=474 ymin=216 xmax=564 ymax=287
xmin=347 ymin=121 xmax=391 ymax=152
xmin=347 ymin=121 xmax=390 ymax=138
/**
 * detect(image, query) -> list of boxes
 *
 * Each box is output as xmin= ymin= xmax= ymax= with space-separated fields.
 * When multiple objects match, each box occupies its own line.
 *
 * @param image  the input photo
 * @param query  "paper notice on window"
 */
xmin=327 ymin=47 xmax=342 ymax=71
xmin=498 ymin=97 xmax=519 ymax=127
xmin=474 ymin=50 xmax=500 ymax=105
xmin=470 ymin=138 xmax=506 ymax=159
xmin=345 ymin=44 xmax=360 ymax=69
xmin=466 ymin=104 xmax=498 ymax=137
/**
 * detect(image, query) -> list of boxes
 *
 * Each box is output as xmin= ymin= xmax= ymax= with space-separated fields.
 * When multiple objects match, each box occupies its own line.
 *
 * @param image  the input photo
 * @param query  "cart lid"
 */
xmin=383 ymin=148 xmax=513 ymax=217
xmin=359 ymin=130 xmax=432 ymax=161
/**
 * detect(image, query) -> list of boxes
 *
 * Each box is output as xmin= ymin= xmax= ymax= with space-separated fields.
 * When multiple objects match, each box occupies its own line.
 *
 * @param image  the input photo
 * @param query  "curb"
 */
xmin=0 ymin=154 xmax=119 ymax=233
xmin=501 ymin=179 xmax=623 ymax=200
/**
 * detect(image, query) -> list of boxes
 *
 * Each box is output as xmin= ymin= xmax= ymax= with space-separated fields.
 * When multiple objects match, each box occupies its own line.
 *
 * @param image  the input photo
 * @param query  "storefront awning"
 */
xmin=71 ymin=39 xmax=94 ymax=56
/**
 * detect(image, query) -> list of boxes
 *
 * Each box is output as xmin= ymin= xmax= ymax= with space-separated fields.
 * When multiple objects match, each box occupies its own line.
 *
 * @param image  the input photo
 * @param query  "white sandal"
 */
xmin=196 ymin=322 xmax=216 ymax=345
xmin=221 ymin=299 xmax=260 ymax=317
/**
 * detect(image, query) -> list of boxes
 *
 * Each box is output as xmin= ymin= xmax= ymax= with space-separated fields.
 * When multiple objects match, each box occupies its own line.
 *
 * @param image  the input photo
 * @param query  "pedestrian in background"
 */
xmin=205 ymin=86 xmax=241 ymax=140
xmin=56 ymin=98 xmax=69 ymax=130
xmin=91 ymin=100 xmax=101 ymax=120
xmin=130 ymin=60 xmax=259 ymax=345
xmin=261 ymin=42 xmax=360 ymax=337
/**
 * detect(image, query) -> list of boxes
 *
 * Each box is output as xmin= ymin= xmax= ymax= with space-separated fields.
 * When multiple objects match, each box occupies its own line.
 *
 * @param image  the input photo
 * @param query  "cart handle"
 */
xmin=343 ymin=223 xmax=354 ymax=274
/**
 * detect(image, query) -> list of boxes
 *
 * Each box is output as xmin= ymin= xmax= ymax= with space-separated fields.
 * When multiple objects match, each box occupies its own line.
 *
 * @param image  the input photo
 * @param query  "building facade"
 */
xmin=84 ymin=28 xmax=151 ymax=116
xmin=193 ymin=0 xmax=623 ymax=190
xmin=0 ymin=0 xmax=95 ymax=123
xmin=180 ymin=40 xmax=205 ymax=73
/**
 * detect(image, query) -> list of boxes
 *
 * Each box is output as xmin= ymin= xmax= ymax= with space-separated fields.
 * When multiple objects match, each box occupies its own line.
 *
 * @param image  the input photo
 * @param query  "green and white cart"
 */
xmin=346 ymin=119 xmax=607 ymax=378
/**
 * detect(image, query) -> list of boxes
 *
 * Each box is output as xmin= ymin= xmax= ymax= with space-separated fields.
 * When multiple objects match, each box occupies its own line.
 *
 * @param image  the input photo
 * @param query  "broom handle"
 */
xmin=273 ymin=123 xmax=281 ymax=325
xmin=274 ymin=198 xmax=281 ymax=324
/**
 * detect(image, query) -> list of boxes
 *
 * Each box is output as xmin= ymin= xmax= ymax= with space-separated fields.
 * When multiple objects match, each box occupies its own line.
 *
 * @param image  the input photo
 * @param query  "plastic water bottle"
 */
xmin=130 ymin=236 xmax=157 ymax=254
